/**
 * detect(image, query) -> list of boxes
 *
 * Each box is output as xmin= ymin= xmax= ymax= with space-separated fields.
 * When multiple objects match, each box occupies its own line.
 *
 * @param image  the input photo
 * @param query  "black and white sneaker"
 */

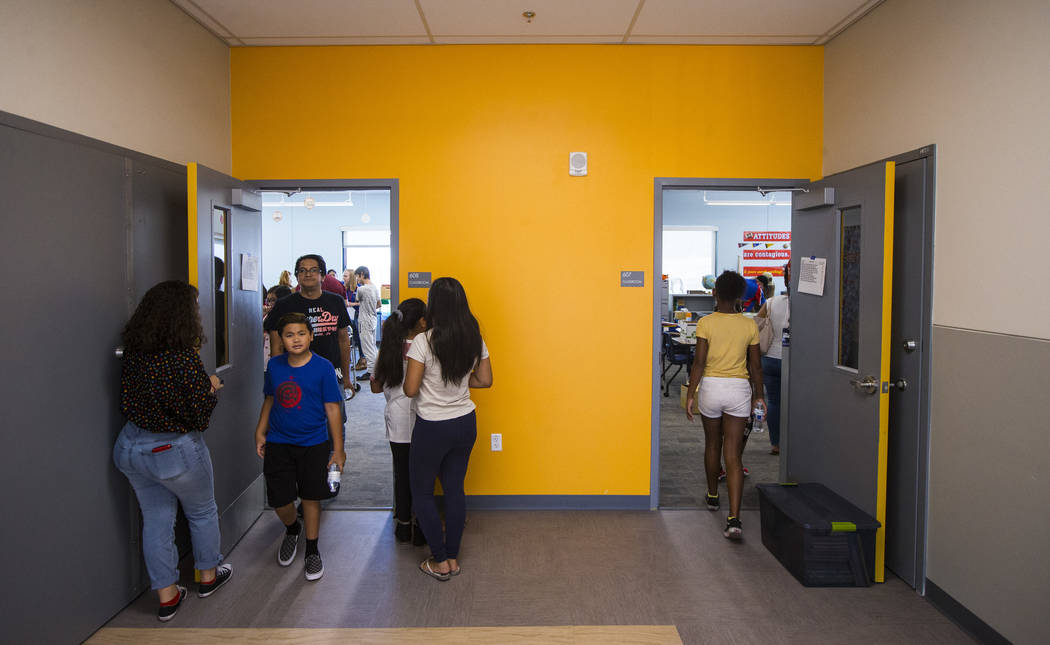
xmin=705 ymin=494 xmax=720 ymax=511
xmin=279 ymin=524 xmax=301 ymax=566
xmin=305 ymin=553 xmax=324 ymax=581
xmin=157 ymin=585 xmax=187 ymax=622
xmin=198 ymin=563 xmax=233 ymax=598
xmin=723 ymin=516 xmax=743 ymax=540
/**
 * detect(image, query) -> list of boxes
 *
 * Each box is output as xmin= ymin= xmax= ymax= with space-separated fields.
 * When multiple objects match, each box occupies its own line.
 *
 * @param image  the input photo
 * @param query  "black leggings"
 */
xmin=389 ymin=441 xmax=412 ymax=523
xmin=409 ymin=411 xmax=476 ymax=562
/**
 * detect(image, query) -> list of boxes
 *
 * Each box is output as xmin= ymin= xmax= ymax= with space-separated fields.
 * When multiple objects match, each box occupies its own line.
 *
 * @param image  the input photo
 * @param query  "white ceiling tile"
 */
xmin=420 ymin=0 xmax=641 ymax=36
xmin=632 ymin=0 xmax=873 ymax=37
xmin=238 ymin=36 xmax=433 ymax=46
xmin=193 ymin=0 xmax=426 ymax=38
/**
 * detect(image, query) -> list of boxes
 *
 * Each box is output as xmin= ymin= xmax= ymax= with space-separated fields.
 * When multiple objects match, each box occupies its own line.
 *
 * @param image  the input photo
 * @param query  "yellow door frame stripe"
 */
xmin=187 ymin=163 xmax=198 ymax=288
xmin=874 ymin=160 xmax=895 ymax=583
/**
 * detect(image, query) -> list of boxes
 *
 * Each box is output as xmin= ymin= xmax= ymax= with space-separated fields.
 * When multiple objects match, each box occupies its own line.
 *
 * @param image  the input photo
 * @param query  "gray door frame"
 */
xmin=882 ymin=145 xmax=936 ymax=591
xmin=652 ymin=178 xmax=806 ymax=510
xmin=244 ymin=178 xmax=400 ymax=309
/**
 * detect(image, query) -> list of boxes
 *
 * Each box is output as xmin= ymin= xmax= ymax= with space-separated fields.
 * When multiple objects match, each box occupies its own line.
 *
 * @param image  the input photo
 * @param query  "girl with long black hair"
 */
xmin=403 ymin=277 xmax=493 ymax=580
xmin=370 ymin=298 xmax=427 ymax=543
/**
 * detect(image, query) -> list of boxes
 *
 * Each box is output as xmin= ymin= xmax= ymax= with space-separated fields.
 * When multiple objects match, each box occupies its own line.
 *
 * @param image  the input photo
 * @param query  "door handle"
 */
xmin=115 ymin=346 xmax=124 ymax=358
xmin=883 ymin=378 xmax=908 ymax=392
xmin=850 ymin=375 xmax=879 ymax=395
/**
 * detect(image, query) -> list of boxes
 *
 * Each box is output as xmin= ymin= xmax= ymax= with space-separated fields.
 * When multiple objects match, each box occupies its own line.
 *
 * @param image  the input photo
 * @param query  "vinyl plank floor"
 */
xmin=97 ymin=510 xmax=972 ymax=645
xmin=88 ymin=625 xmax=684 ymax=645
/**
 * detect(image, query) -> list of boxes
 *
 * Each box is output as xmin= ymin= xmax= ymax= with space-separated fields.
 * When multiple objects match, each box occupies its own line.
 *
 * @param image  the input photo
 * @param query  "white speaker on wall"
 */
xmin=569 ymin=151 xmax=588 ymax=176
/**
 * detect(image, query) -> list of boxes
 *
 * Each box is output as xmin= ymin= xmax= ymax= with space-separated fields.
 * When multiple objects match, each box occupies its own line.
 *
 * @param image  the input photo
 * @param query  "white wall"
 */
xmin=261 ymin=190 xmax=391 ymax=290
xmin=0 ymin=0 xmax=231 ymax=173
xmin=825 ymin=0 xmax=1050 ymax=340
xmin=826 ymin=2 xmax=1050 ymax=643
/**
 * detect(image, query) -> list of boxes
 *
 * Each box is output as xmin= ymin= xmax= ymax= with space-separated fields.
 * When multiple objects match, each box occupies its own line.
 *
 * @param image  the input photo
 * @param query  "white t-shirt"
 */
xmin=406 ymin=329 xmax=489 ymax=421
xmin=356 ymin=282 xmax=380 ymax=329
xmin=383 ymin=339 xmax=416 ymax=443
xmin=765 ymin=295 xmax=790 ymax=360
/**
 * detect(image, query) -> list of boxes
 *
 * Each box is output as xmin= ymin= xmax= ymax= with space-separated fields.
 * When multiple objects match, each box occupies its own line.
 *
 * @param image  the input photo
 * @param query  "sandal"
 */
xmin=419 ymin=558 xmax=450 ymax=581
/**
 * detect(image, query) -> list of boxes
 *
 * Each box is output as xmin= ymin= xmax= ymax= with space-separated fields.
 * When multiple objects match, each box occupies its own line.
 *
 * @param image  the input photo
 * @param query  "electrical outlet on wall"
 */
xmin=491 ymin=433 xmax=502 ymax=451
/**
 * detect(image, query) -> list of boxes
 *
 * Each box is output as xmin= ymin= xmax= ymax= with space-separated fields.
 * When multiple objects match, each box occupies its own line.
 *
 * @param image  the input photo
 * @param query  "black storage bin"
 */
xmin=757 ymin=482 xmax=881 ymax=587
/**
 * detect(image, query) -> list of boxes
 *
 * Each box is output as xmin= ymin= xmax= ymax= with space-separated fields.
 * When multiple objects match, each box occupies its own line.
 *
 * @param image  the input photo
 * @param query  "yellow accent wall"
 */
xmin=231 ymin=45 xmax=822 ymax=496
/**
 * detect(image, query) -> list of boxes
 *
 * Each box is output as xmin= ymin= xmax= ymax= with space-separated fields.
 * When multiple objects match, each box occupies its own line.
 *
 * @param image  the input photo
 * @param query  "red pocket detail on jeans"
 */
xmin=152 ymin=444 xmax=173 ymax=453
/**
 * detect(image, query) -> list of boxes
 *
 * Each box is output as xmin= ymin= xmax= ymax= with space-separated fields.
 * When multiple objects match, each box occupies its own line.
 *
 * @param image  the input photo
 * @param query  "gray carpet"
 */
xmin=329 ymin=385 xmax=394 ymax=509
xmin=332 ymin=365 xmax=781 ymax=511
xmin=659 ymin=367 xmax=780 ymax=510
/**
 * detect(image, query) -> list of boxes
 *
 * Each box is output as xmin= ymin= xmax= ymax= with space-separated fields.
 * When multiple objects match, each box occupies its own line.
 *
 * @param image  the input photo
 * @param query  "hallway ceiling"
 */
xmin=170 ymin=0 xmax=884 ymax=46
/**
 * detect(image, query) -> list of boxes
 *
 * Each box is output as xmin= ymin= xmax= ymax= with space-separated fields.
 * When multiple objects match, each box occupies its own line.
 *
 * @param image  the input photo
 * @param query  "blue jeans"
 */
xmin=761 ymin=357 xmax=782 ymax=447
xmin=113 ymin=422 xmax=223 ymax=589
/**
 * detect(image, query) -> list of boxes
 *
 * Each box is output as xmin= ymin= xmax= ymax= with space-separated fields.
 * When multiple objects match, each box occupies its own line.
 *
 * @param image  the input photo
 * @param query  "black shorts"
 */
xmin=263 ymin=440 xmax=330 ymax=506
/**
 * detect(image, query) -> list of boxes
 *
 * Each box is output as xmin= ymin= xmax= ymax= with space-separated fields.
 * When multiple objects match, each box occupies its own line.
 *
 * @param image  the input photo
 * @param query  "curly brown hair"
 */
xmin=123 ymin=280 xmax=206 ymax=353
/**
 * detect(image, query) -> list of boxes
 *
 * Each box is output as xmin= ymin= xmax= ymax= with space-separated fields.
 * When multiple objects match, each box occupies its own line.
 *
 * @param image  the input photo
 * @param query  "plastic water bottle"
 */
xmin=327 ymin=464 xmax=341 ymax=495
xmin=752 ymin=402 xmax=768 ymax=434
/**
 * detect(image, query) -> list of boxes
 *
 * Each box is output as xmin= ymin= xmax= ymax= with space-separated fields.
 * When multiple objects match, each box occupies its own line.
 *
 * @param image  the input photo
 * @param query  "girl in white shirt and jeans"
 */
xmin=404 ymin=277 xmax=493 ymax=581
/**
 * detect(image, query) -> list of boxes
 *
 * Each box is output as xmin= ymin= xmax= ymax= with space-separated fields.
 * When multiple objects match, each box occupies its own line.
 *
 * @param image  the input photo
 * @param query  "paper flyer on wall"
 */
xmin=241 ymin=254 xmax=259 ymax=291
xmin=798 ymin=257 xmax=826 ymax=296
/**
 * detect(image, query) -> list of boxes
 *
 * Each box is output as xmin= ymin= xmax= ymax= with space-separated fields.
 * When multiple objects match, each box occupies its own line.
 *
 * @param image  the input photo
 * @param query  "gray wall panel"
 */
xmin=0 ymin=125 xmax=136 ymax=642
xmin=131 ymin=160 xmax=189 ymax=299
xmin=928 ymin=325 xmax=1050 ymax=644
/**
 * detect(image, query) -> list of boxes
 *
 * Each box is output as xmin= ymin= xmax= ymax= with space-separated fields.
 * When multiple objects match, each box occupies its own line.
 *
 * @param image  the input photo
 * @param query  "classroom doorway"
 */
xmin=254 ymin=179 xmax=400 ymax=510
xmin=654 ymin=181 xmax=797 ymax=511
xmin=653 ymin=152 xmax=936 ymax=591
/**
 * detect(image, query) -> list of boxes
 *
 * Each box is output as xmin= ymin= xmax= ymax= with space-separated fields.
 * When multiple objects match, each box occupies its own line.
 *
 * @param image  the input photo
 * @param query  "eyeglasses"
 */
xmin=296 ymin=267 xmax=322 ymax=275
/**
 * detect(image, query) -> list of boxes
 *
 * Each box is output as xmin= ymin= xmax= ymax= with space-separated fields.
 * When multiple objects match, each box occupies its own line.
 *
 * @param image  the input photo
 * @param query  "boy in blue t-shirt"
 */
xmin=254 ymin=312 xmax=346 ymax=581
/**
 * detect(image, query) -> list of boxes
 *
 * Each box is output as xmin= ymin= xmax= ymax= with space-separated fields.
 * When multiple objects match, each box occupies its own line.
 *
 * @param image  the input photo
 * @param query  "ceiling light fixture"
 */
xmin=522 ymin=10 xmax=535 ymax=23
xmin=261 ymin=201 xmax=359 ymax=208
xmin=702 ymin=191 xmax=785 ymax=207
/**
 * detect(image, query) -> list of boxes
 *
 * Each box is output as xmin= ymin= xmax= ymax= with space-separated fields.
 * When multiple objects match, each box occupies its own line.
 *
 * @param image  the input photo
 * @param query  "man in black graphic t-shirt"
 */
xmin=264 ymin=254 xmax=352 ymax=394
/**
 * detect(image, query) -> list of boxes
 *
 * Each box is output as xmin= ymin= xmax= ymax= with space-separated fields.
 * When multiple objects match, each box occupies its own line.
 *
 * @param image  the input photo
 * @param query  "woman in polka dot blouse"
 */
xmin=112 ymin=280 xmax=233 ymax=620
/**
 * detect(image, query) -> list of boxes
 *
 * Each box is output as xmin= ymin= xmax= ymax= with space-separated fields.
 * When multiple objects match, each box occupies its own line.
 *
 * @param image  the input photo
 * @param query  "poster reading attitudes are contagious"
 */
xmin=739 ymin=231 xmax=791 ymax=277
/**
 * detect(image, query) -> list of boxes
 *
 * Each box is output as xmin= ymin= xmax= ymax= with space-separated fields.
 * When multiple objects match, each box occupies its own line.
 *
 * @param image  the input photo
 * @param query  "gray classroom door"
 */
xmin=0 ymin=114 xmax=187 ymax=642
xmin=188 ymin=164 xmax=265 ymax=555
xmin=786 ymin=161 xmax=895 ymax=583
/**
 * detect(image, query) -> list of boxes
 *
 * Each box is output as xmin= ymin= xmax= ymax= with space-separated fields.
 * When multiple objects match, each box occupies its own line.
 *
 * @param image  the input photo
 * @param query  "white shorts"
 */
xmin=698 ymin=376 xmax=752 ymax=419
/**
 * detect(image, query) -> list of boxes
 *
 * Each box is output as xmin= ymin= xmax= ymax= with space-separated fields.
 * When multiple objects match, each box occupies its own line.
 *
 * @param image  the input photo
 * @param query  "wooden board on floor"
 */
xmin=88 ymin=626 xmax=683 ymax=644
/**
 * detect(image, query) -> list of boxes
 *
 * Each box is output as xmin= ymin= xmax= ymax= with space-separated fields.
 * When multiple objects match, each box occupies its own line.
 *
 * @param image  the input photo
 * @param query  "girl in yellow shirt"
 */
xmin=685 ymin=271 xmax=766 ymax=539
